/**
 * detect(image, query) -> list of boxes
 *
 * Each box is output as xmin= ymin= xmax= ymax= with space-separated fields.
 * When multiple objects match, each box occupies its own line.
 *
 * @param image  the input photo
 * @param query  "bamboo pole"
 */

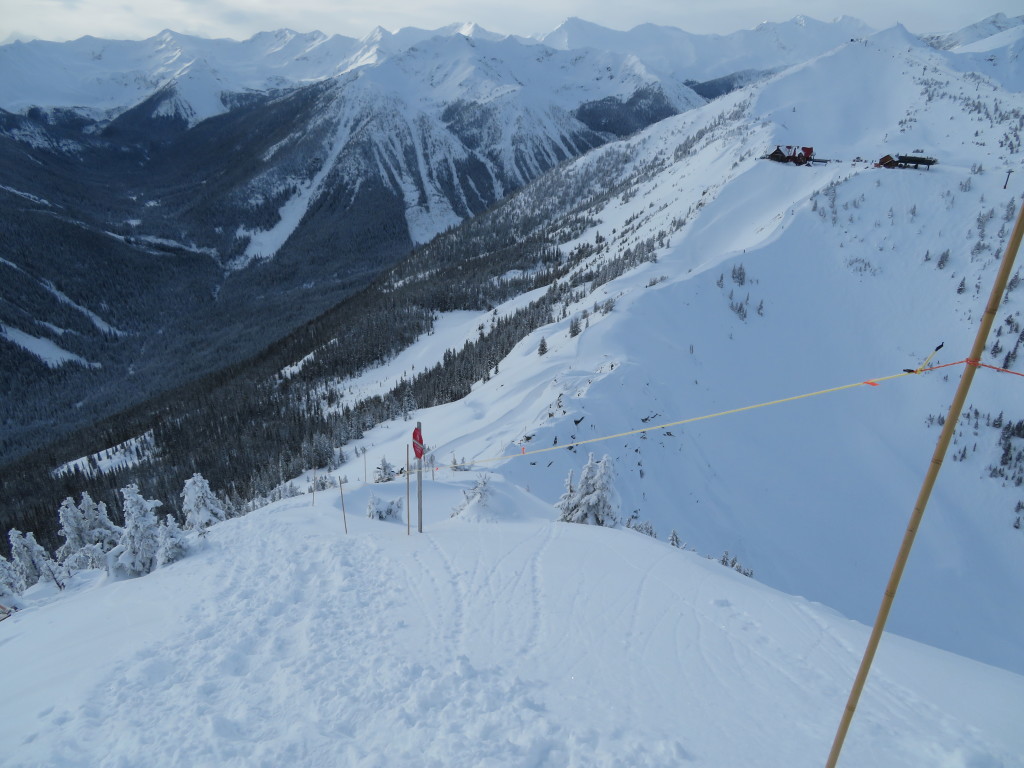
xmin=339 ymin=481 xmax=348 ymax=535
xmin=407 ymin=444 xmax=411 ymax=536
xmin=826 ymin=199 xmax=1024 ymax=767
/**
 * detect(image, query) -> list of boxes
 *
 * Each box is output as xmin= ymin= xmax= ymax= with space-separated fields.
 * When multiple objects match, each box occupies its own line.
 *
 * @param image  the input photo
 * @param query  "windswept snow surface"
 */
xmin=3 ymin=479 xmax=1023 ymax=767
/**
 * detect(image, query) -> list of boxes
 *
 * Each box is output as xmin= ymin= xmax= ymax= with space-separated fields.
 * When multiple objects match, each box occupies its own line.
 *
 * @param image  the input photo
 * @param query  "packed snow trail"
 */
xmin=4 ymin=476 xmax=1023 ymax=767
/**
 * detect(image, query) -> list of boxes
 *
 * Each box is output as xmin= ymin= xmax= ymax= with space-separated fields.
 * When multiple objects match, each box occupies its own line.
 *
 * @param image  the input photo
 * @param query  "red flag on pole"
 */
xmin=412 ymin=425 xmax=425 ymax=459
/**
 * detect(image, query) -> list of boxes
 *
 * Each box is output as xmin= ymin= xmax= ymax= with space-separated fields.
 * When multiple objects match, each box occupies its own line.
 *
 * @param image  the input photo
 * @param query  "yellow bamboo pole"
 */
xmin=826 ymin=198 xmax=1024 ymax=767
xmin=339 ymin=481 xmax=348 ymax=535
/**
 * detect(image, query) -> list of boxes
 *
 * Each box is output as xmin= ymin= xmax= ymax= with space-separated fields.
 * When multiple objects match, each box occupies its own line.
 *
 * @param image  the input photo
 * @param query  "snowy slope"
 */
xmin=291 ymin=24 xmax=1024 ymax=675
xmin=943 ymin=23 xmax=1024 ymax=92
xmin=4 ymin=481 xmax=1023 ymax=767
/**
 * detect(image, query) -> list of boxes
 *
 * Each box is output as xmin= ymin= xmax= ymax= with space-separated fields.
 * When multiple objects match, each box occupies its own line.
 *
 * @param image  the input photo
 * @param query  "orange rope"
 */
xmin=970 ymin=359 xmax=1024 ymax=377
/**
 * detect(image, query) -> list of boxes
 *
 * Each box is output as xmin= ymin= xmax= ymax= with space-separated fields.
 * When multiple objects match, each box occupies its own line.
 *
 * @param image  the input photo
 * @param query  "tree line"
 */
xmin=0 ymin=142 xmax=664 ymax=557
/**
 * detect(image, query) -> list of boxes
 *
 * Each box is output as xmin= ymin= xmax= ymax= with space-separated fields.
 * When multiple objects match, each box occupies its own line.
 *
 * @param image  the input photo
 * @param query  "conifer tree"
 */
xmin=81 ymin=492 xmax=122 ymax=562
xmin=374 ymin=457 xmax=396 ymax=483
xmin=366 ymin=493 xmax=402 ymax=520
xmin=181 ymin=473 xmax=225 ymax=531
xmin=115 ymin=484 xmax=162 ymax=577
xmin=1 ymin=550 xmax=24 ymax=596
xmin=56 ymin=493 xmax=121 ymax=571
xmin=55 ymin=497 xmax=89 ymax=566
xmin=451 ymin=474 xmax=491 ymax=518
xmin=556 ymin=468 xmax=575 ymax=520
xmin=556 ymin=453 xmax=618 ymax=526
xmin=0 ymin=555 xmax=25 ymax=611
xmin=9 ymin=530 xmax=63 ymax=589
xmin=156 ymin=517 xmax=188 ymax=568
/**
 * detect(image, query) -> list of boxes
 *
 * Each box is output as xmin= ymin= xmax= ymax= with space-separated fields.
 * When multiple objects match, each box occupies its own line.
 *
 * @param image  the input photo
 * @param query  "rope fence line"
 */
xmin=431 ymin=352 xmax=1020 ymax=473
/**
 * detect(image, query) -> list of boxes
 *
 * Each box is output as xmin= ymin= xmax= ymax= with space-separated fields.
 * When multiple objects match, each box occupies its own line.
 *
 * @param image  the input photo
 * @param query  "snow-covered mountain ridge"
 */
xmin=0 ymin=16 xmax=875 ymax=123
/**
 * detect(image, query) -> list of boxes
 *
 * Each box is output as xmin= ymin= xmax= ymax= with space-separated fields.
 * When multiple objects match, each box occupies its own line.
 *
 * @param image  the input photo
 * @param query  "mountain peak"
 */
xmin=924 ymin=12 xmax=1024 ymax=49
xmin=362 ymin=25 xmax=393 ymax=45
xmin=871 ymin=22 xmax=929 ymax=49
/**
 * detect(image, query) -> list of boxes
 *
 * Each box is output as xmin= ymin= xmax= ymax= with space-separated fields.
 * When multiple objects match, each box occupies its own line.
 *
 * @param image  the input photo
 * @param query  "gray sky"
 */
xmin=0 ymin=0 xmax=1015 ymax=44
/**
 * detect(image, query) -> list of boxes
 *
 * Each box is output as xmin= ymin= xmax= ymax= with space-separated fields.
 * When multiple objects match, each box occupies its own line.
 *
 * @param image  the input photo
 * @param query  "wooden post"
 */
xmin=416 ymin=421 xmax=424 ymax=533
xmin=311 ymin=469 xmax=316 ymax=506
xmin=406 ymin=444 xmax=411 ymax=536
xmin=417 ymin=453 xmax=424 ymax=533
xmin=825 ymin=199 xmax=1024 ymax=767
xmin=339 ymin=482 xmax=348 ymax=535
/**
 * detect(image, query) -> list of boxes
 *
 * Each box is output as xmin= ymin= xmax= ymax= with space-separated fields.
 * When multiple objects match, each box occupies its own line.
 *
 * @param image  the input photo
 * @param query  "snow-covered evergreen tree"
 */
xmin=115 ymin=484 xmax=162 ymax=577
xmin=8 ymin=529 xmax=63 ymax=589
xmin=374 ymin=457 xmax=396 ymax=483
xmin=80 ymin=492 xmax=121 ymax=546
xmin=156 ymin=516 xmax=188 ymax=568
xmin=366 ymin=493 xmax=402 ymax=521
xmin=1 ymin=552 xmax=23 ymax=597
xmin=451 ymin=474 xmax=491 ymax=518
xmin=669 ymin=529 xmax=682 ymax=548
xmin=77 ymin=492 xmax=122 ymax=569
xmin=54 ymin=493 xmax=120 ymax=571
xmin=556 ymin=453 xmax=619 ymax=526
xmin=0 ymin=554 xmax=24 ymax=611
xmin=558 ymin=468 xmax=575 ymax=513
xmin=181 ymin=473 xmax=225 ymax=531
xmin=55 ymin=496 xmax=89 ymax=567
xmin=633 ymin=520 xmax=657 ymax=539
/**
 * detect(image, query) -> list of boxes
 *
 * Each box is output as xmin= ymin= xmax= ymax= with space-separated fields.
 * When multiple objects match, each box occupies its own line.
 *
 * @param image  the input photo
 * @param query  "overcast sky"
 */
xmin=0 ymin=0 xmax=1014 ymax=45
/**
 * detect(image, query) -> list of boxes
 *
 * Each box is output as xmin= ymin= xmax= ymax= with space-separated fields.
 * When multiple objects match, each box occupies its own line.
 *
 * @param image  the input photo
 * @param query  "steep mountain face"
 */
xmin=0 ymin=24 xmax=709 ymax=463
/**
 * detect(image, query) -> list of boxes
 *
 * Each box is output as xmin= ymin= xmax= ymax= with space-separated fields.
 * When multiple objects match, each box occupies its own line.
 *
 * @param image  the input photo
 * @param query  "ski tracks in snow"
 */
xmin=14 ymin=510 xmax=688 ymax=767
